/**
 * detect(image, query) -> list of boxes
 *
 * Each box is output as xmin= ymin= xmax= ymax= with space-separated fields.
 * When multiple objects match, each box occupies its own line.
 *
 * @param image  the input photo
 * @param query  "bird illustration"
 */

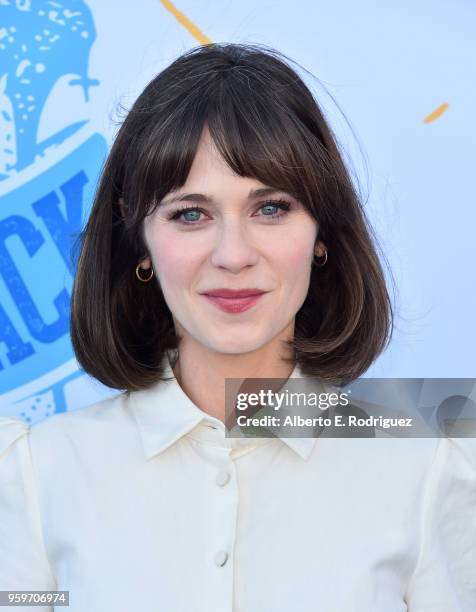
xmin=0 ymin=0 xmax=99 ymax=179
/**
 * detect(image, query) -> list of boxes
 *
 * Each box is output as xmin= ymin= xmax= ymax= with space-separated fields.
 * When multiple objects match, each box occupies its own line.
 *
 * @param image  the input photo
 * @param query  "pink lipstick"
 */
xmin=202 ymin=289 xmax=267 ymax=314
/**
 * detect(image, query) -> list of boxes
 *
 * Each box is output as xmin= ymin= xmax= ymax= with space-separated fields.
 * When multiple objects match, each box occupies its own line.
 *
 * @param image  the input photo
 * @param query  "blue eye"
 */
xmin=259 ymin=200 xmax=291 ymax=218
xmin=168 ymin=199 xmax=292 ymax=225
xmin=168 ymin=207 xmax=205 ymax=223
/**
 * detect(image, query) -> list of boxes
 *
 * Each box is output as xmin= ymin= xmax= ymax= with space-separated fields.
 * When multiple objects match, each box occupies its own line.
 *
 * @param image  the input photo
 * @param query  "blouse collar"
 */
xmin=128 ymin=351 xmax=319 ymax=462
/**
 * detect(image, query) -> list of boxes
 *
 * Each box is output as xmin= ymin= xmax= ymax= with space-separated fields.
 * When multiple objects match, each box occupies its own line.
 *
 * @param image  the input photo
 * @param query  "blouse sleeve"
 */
xmin=0 ymin=417 xmax=56 ymax=607
xmin=405 ymin=436 xmax=476 ymax=610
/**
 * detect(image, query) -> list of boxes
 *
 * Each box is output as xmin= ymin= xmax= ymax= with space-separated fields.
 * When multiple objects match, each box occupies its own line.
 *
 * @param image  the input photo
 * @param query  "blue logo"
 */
xmin=0 ymin=0 xmax=109 ymax=422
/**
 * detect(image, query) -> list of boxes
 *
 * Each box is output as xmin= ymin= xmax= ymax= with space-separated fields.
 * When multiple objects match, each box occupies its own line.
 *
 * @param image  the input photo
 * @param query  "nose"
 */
xmin=210 ymin=218 xmax=259 ymax=273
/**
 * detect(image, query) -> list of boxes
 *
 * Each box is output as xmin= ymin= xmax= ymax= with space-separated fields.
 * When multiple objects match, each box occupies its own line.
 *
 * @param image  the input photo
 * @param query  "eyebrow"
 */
xmin=159 ymin=187 xmax=287 ymax=207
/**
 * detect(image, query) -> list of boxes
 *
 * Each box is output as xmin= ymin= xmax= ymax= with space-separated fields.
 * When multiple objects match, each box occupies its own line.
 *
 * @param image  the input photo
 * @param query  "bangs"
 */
xmin=121 ymin=57 xmax=337 ymax=230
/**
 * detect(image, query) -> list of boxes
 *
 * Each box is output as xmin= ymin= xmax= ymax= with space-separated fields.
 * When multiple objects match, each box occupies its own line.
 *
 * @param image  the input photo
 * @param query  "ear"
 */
xmin=314 ymin=241 xmax=327 ymax=257
xmin=118 ymin=197 xmax=127 ymax=218
xmin=139 ymin=257 xmax=152 ymax=270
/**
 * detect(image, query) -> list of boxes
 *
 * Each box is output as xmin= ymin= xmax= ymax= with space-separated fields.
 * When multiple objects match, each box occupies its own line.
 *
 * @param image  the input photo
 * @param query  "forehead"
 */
xmin=168 ymin=126 xmax=269 ymax=196
xmin=185 ymin=126 xmax=236 ymax=180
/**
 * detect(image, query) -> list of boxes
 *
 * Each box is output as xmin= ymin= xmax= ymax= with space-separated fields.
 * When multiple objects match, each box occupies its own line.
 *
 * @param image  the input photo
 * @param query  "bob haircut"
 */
xmin=71 ymin=42 xmax=394 ymax=391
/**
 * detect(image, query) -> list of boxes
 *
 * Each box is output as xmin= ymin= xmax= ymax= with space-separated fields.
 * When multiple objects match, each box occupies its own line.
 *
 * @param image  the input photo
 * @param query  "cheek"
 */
xmin=285 ymin=244 xmax=313 ymax=269
xmin=154 ymin=248 xmax=187 ymax=285
xmin=276 ymin=231 xmax=315 ymax=275
xmin=148 ymin=233 xmax=201 ymax=289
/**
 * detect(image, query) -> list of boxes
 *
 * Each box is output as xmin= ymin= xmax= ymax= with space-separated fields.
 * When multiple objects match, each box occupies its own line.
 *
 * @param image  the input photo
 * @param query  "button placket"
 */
xmin=201 ymin=425 xmax=237 ymax=609
xmin=213 ymin=458 xmax=233 ymax=570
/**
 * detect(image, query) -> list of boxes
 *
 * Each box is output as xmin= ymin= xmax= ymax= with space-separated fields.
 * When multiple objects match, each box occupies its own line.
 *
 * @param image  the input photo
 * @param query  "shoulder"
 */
xmin=1 ymin=392 xmax=127 ymax=463
xmin=404 ymin=436 xmax=476 ymax=605
xmin=309 ymin=436 xmax=453 ymax=504
xmin=1 ymin=392 xmax=130 ymax=465
xmin=430 ymin=436 xmax=476 ymax=492
xmin=27 ymin=391 xmax=129 ymax=451
xmin=370 ymin=436 xmax=476 ymax=483
xmin=314 ymin=435 xmax=441 ymax=473
xmin=0 ymin=416 xmax=30 ymax=456
xmin=405 ymin=436 xmax=476 ymax=538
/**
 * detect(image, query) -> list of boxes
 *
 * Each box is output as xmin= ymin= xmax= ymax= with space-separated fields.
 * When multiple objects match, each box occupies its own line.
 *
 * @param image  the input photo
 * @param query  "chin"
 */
xmin=201 ymin=332 xmax=270 ymax=355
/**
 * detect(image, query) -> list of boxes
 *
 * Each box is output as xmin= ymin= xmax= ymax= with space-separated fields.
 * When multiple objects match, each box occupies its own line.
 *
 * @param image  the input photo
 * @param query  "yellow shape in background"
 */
xmin=160 ymin=0 xmax=212 ymax=45
xmin=424 ymin=103 xmax=449 ymax=123
xmin=161 ymin=1 xmax=449 ymax=126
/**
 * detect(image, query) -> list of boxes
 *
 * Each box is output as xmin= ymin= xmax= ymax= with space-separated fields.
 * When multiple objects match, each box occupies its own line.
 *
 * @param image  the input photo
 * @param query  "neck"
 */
xmin=171 ymin=340 xmax=296 ymax=424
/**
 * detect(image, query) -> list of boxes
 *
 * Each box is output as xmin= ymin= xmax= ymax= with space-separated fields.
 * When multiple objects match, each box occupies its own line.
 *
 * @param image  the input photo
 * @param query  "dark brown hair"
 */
xmin=70 ymin=42 xmax=394 ymax=390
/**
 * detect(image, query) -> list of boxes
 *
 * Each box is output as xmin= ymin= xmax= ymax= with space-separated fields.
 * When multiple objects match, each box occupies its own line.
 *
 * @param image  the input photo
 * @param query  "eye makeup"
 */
xmin=166 ymin=198 xmax=293 ymax=225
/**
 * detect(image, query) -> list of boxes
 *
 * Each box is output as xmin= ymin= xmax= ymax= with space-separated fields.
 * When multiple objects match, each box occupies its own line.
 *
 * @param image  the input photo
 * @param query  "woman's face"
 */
xmin=142 ymin=126 xmax=323 ymax=356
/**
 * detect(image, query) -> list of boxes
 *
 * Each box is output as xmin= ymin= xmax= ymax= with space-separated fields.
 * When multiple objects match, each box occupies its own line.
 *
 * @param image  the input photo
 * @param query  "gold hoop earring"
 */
xmin=313 ymin=249 xmax=328 ymax=267
xmin=136 ymin=264 xmax=154 ymax=282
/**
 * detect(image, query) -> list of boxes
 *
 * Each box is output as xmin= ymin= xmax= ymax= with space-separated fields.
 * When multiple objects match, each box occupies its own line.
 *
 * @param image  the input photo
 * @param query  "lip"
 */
xmin=202 ymin=288 xmax=267 ymax=298
xmin=202 ymin=292 xmax=267 ymax=314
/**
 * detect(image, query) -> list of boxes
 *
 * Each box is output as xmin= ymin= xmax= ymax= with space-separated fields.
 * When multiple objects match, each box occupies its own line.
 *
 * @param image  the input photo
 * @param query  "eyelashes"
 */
xmin=166 ymin=199 xmax=293 ymax=225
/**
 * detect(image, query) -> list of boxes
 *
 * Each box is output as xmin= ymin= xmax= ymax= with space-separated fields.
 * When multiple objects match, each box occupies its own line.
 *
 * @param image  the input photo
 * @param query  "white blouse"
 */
xmin=1 ymin=354 xmax=475 ymax=611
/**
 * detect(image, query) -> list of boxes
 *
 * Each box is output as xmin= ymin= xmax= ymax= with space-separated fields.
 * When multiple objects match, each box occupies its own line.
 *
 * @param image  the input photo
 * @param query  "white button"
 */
xmin=214 ymin=550 xmax=228 ymax=567
xmin=216 ymin=470 xmax=230 ymax=487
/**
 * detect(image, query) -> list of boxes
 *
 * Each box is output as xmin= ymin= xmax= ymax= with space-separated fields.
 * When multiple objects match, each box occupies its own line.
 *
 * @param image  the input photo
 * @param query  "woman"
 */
xmin=0 ymin=43 xmax=475 ymax=611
